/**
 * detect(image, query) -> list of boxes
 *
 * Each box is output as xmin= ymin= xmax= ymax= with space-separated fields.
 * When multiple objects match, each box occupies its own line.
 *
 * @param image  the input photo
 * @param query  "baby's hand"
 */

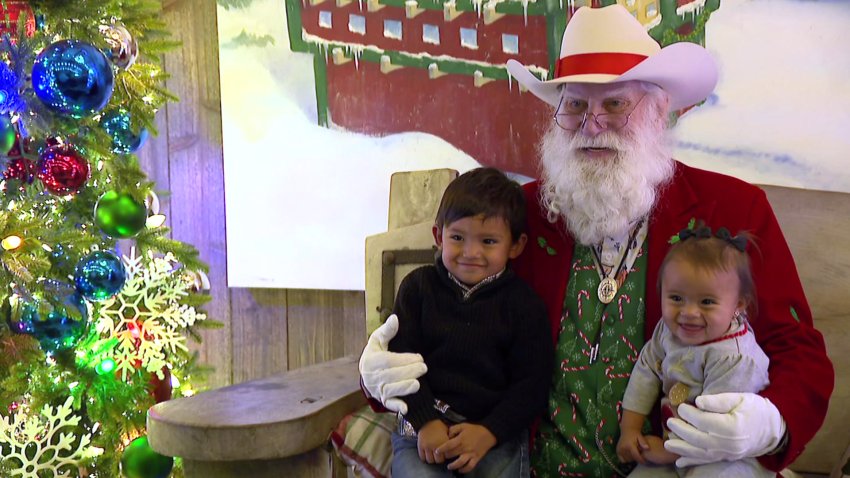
xmin=641 ymin=435 xmax=679 ymax=465
xmin=417 ymin=420 xmax=450 ymax=464
xmin=616 ymin=429 xmax=649 ymax=465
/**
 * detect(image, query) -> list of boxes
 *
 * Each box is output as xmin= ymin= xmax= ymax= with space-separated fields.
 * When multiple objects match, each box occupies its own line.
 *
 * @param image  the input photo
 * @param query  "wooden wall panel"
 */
xmin=139 ymin=0 xmax=366 ymax=387
xmin=342 ymin=292 xmax=368 ymax=357
xmin=143 ymin=0 xmax=367 ymax=390
xmin=160 ymin=0 xmax=231 ymax=388
xmin=287 ymin=290 xmax=366 ymax=370
xmin=137 ymin=108 xmax=172 ymax=227
xmin=230 ymin=288 xmax=289 ymax=383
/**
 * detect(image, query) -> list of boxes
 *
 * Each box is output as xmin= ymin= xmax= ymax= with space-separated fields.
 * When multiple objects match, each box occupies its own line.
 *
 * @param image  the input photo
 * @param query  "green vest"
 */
xmin=532 ymin=242 xmax=648 ymax=478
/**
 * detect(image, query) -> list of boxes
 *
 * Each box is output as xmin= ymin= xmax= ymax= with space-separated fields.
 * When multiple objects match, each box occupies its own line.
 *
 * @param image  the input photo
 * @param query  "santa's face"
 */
xmin=539 ymin=81 xmax=675 ymax=245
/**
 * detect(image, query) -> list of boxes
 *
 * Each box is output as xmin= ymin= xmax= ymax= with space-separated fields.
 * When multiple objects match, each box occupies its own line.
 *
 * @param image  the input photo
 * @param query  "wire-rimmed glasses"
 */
xmin=553 ymin=94 xmax=646 ymax=132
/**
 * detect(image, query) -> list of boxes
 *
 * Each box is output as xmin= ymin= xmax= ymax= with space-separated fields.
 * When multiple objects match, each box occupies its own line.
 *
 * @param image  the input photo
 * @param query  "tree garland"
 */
xmin=0 ymin=2 xmax=217 ymax=477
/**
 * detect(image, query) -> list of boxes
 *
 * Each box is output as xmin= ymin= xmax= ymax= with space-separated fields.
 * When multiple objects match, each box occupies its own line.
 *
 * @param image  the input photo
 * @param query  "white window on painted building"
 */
xmin=502 ymin=33 xmax=518 ymax=54
xmin=384 ymin=19 xmax=403 ymax=40
xmin=460 ymin=27 xmax=478 ymax=49
xmin=423 ymin=24 xmax=440 ymax=45
xmin=319 ymin=11 xmax=333 ymax=29
xmin=646 ymin=2 xmax=658 ymax=18
xmin=349 ymin=14 xmax=366 ymax=35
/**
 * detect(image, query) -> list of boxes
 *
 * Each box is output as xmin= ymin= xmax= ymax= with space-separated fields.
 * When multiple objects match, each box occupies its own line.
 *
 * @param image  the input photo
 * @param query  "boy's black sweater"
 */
xmin=388 ymin=259 xmax=552 ymax=444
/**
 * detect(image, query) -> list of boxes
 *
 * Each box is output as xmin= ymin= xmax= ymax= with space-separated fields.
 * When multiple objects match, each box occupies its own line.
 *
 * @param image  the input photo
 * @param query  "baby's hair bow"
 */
xmin=668 ymin=219 xmax=748 ymax=252
xmin=669 ymin=218 xmax=696 ymax=245
xmin=669 ymin=219 xmax=711 ymax=245
xmin=715 ymin=227 xmax=748 ymax=252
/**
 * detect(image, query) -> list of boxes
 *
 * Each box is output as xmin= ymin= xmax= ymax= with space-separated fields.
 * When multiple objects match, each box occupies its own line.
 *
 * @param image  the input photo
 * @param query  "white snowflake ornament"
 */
xmin=96 ymin=248 xmax=207 ymax=380
xmin=0 ymin=397 xmax=95 ymax=478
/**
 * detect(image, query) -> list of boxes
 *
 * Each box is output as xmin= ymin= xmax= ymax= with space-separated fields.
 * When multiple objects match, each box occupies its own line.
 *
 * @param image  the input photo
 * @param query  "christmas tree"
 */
xmin=0 ymin=1 xmax=218 ymax=477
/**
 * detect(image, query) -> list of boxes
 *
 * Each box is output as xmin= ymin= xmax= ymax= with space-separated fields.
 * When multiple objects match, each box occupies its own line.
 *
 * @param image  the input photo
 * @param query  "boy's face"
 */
xmin=660 ymin=258 xmax=745 ymax=345
xmin=433 ymin=214 xmax=527 ymax=286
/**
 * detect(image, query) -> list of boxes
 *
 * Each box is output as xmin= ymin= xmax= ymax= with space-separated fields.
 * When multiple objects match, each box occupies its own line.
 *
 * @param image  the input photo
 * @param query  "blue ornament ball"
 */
xmin=100 ymin=109 xmax=148 ymax=154
xmin=5 ymin=286 xmax=89 ymax=353
xmin=0 ymin=61 xmax=24 ymax=115
xmin=31 ymin=40 xmax=115 ymax=118
xmin=74 ymin=250 xmax=127 ymax=301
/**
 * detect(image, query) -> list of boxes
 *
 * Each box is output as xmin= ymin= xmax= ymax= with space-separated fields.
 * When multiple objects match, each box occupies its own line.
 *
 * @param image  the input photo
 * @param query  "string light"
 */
xmin=145 ymin=190 xmax=161 ymax=214
xmin=95 ymin=358 xmax=116 ymax=375
xmin=1 ymin=235 xmax=22 ymax=250
xmin=146 ymin=214 xmax=166 ymax=228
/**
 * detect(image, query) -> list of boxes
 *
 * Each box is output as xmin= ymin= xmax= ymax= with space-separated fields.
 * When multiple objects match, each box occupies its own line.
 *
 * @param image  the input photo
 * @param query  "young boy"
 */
xmin=388 ymin=167 xmax=553 ymax=477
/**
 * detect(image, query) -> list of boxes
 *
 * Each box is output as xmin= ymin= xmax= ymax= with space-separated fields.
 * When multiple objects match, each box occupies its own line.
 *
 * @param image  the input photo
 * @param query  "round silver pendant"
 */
xmin=598 ymin=277 xmax=618 ymax=304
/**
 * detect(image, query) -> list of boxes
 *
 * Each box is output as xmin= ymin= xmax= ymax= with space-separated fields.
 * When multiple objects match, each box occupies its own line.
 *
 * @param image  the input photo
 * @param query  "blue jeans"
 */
xmin=627 ymin=459 xmax=775 ymax=478
xmin=391 ymin=430 xmax=529 ymax=477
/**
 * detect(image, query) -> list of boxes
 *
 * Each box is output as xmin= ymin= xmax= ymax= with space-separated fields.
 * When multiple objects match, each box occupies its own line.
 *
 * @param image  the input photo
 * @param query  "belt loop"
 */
xmin=397 ymin=412 xmax=418 ymax=437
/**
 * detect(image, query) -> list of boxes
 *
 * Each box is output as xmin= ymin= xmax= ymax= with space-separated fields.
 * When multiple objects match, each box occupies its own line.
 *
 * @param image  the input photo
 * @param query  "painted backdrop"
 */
xmin=217 ymin=0 xmax=850 ymax=290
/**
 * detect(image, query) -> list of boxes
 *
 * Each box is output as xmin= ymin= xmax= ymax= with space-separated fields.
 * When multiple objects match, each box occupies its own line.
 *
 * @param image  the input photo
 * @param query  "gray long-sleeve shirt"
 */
xmin=623 ymin=316 xmax=770 ymax=416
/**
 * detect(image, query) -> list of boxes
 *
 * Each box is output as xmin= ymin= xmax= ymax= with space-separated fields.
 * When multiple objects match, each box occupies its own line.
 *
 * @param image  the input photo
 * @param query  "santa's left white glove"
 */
xmin=665 ymin=392 xmax=786 ymax=468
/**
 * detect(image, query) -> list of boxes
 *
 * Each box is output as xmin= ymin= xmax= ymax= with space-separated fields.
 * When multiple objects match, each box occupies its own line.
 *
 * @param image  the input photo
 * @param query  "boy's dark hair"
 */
xmin=435 ymin=167 xmax=527 ymax=242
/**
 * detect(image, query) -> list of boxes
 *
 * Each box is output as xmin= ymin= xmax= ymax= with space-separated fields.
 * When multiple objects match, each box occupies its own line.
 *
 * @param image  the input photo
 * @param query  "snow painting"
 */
xmin=217 ymin=0 xmax=850 ymax=290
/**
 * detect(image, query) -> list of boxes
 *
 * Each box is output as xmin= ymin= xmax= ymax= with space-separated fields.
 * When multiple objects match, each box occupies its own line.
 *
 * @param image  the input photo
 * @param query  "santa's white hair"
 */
xmin=538 ymin=82 xmax=676 ymax=246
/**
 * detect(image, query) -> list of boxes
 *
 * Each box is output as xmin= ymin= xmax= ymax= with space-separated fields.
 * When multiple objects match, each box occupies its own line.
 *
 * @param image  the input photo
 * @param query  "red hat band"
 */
xmin=555 ymin=52 xmax=649 ymax=79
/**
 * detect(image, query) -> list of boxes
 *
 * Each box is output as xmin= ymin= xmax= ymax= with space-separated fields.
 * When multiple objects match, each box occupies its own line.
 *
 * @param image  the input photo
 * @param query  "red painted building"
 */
xmin=285 ymin=0 xmax=719 ymax=177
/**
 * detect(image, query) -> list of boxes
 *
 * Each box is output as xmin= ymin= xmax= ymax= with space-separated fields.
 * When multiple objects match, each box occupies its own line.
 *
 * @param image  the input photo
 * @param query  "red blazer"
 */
xmin=513 ymin=161 xmax=834 ymax=471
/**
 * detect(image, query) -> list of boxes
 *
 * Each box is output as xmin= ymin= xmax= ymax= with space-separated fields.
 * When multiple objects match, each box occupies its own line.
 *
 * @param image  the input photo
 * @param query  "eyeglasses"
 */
xmin=553 ymin=94 xmax=646 ymax=132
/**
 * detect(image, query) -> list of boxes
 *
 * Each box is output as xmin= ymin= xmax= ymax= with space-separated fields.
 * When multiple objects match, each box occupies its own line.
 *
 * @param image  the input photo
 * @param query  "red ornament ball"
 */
xmin=149 ymin=367 xmax=173 ymax=404
xmin=3 ymin=158 xmax=37 ymax=184
xmin=0 ymin=2 xmax=35 ymax=38
xmin=36 ymin=144 xmax=89 ymax=195
xmin=6 ymin=133 xmax=35 ymax=159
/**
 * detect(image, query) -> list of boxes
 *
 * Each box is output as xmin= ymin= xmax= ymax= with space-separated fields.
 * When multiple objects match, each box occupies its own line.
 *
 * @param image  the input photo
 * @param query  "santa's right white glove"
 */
xmin=359 ymin=314 xmax=427 ymax=414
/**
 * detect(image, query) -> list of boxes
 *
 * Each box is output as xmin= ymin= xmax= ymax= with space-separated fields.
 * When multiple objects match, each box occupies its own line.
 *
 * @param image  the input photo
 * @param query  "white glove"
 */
xmin=665 ymin=392 xmax=786 ymax=468
xmin=358 ymin=314 xmax=427 ymax=414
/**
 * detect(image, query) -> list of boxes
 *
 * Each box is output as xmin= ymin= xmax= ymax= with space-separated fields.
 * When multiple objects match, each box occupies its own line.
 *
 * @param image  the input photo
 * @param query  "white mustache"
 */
xmin=569 ymin=132 xmax=626 ymax=151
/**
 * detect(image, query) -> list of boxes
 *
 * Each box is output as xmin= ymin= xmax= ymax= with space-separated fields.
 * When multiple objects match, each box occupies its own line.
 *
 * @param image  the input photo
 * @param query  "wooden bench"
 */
xmin=147 ymin=169 xmax=850 ymax=478
xmin=146 ymin=356 xmax=364 ymax=477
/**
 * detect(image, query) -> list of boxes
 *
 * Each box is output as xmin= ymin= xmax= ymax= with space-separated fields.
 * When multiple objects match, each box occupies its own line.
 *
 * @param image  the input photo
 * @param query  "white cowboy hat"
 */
xmin=506 ymin=5 xmax=718 ymax=111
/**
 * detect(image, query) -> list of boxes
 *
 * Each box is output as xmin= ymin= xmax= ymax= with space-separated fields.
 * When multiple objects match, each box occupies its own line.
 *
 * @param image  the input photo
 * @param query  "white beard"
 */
xmin=538 ymin=113 xmax=675 ymax=246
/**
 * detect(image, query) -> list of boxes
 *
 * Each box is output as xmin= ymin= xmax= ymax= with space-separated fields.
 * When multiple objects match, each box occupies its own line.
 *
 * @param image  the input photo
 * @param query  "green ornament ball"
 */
xmin=120 ymin=436 xmax=173 ymax=478
xmin=94 ymin=191 xmax=147 ymax=239
xmin=0 ymin=115 xmax=15 ymax=154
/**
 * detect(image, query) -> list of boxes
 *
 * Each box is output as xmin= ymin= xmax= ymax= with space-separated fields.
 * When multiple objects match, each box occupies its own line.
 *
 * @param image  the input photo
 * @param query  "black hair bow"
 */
xmin=676 ymin=225 xmax=712 ymax=242
xmin=715 ymin=227 xmax=747 ymax=252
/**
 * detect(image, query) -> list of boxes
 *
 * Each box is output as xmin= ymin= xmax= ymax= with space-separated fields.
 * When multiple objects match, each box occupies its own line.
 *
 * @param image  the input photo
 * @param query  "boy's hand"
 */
xmin=616 ymin=428 xmax=649 ymax=465
xmin=435 ymin=423 xmax=497 ymax=473
xmin=417 ymin=420 xmax=450 ymax=464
